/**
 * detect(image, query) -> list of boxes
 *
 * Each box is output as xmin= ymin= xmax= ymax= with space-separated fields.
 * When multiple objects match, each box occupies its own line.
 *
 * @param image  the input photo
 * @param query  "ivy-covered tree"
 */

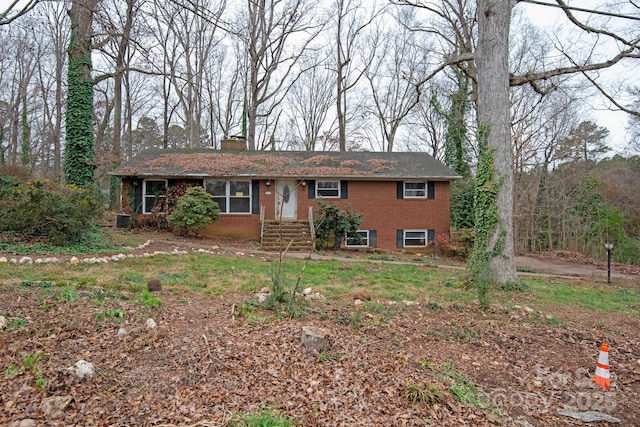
xmin=64 ymin=0 xmax=98 ymax=187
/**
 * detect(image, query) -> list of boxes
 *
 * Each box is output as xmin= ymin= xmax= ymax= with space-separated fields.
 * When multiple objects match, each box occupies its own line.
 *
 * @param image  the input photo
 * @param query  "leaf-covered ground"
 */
xmin=1 ymin=240 xmax=639 ymax=426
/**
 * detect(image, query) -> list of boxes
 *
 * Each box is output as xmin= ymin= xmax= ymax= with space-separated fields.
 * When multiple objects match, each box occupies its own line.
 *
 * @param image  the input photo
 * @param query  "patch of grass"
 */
xmin=62 ymin=285 xmax=77 ymax=302
xmin=19 ymin=280 xmax=54 ymax=288
xmin=6 ymin=317 xmax=28 ymax=329
xmin=4 ymin=364 xmax=20 ymax=375
xmin=368 ymin=254 xmax=394 ymax=261
xmin=453 ymin=327 xmax=477 ymax=343
xmin=433 ymin=361 xmax=500 ymax=414
xmin=520 ymin=278 xmax=640 ymax=314
xmin=546 ymin=316 xmax=566 ymax=328
xmin=501 ymin=281 xmax=530 ymax=292
xmin=405 ymin=381 xmax=446 ymax=406
xmin=426 ymin=301 xmax=441 ymax=311
xmin=95 ymin=308 xmax=125 ymax=323
xmin=227 ymin=409 xmax=294 ymax=427
xmin=318 ymin=351 xmax=342 ymax=362
xmin=137 ymin=289 xmax=162 ymax=307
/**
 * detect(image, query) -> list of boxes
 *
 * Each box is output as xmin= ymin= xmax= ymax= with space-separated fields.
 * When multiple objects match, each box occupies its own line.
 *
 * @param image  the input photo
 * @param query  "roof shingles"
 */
xmin=111 ymin=149 xmax=460 ymax=180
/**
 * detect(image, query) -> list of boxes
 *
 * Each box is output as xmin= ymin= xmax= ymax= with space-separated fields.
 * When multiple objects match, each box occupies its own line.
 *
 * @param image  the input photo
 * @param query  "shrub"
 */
xmin=167 ymin=186 xmax=220 ymax=236
xmin=314 ymin=200 xmax=363 ymax=249
xmin=0 ymin=179 xmax=103 ymax=245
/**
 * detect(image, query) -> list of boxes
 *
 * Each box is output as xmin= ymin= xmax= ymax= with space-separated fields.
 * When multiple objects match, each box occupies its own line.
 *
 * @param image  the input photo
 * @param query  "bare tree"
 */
xmin=365 ymin=8 xmax=434 ymax=152
xmin=331 ymin=0 xmax=382 ymax=151
xmin=287 ymin=58 xmax=335 ymax=150
xmin=234 ymin=0 xmax=323 ymax=150
xmin=0 ymin=0 xmax=39 ymax=25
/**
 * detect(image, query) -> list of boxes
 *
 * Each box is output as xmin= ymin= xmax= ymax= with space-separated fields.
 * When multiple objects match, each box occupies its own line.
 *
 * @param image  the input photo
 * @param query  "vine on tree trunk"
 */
xmin=469 ymin=123 xmax=505 ymax=308
xmin=64 ymin=21 xmax=96 ymax=187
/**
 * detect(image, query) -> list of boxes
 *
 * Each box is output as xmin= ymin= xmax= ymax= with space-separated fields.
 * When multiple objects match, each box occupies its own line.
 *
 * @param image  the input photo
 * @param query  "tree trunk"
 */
xmin=475 ymin=0 xmax=518 ymax=284
xmin=65 ymin=0 xmax=98 ymax=186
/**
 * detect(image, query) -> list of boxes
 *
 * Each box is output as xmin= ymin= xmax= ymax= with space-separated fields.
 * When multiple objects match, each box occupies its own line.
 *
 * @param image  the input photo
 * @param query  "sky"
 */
xmin=1 ymin=0 xmax=636 ymax=153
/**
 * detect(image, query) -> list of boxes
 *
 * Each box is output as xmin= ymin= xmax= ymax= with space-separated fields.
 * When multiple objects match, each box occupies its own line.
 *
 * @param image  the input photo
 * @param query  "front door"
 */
xmin=276 ymin=180 xmax=297 ymax=220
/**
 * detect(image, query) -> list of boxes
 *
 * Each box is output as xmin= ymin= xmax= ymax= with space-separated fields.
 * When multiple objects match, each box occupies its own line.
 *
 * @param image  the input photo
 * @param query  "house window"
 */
xmin=205 ymin=180 xmax=251 ymax=214
xmin=316 ymin=181 xmax=340 ymax=198
xmin=404 ymin=230 xmax=428 ymax=247
xmin=398 ymin=181 xmax=434 ymax=199
xmin=404 ymin=182 xmax=426 ymax=198
xmin=143 ymin=179 xmax=167 ymax=213
xmin=345 ymin=230 xmax=369 ymax=247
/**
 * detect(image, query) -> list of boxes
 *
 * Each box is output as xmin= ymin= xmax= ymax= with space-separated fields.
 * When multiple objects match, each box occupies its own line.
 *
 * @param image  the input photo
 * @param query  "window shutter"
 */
xmin=369 ymin=230 xmax=377 ymax=248
xmin=428 ymin=229 xmax=435 ymax=247
xmin=251 ymin=180 xmax=260 ymax=214
xmin=134 ymin=180 xmax=143 ymax=214
xmin=340 ymin=181 xmax=348 ymax=199
xmin=428 ymin=181 xmax=435 ymax=199
xmin=396 ymin=229 xmax=403 ymax=248
xmin=397 ymin=181 xmax=404 ymax=199
xmin=307 ymin=180 xmax=316 ymax=199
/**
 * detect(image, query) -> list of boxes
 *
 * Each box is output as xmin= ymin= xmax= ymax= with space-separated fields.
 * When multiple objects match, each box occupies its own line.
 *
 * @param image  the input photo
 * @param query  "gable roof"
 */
xmin=110 ymin=149 xmax=460 ymax=180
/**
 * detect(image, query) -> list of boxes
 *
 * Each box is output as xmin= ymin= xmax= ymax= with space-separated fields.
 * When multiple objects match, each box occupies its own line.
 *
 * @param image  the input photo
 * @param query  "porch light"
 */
xmin=266 ymin=179 xmax=271 ymax=186
xmin=301 ymin=180 xmax=306 ymax=187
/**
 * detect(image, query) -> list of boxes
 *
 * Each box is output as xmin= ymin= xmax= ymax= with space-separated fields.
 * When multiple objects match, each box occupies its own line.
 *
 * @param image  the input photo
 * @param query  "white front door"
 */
xmin=276 ymin=180 xmax=297 ymax=220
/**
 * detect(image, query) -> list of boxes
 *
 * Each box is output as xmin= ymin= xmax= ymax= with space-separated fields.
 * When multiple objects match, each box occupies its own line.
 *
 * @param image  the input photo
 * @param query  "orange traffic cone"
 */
xmin=593 ymin=343 xmax=611 ymax=389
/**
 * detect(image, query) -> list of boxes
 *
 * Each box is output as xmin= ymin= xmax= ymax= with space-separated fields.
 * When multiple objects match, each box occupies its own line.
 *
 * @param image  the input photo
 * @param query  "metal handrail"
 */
xmin=308 ymin=206 xmax=315 ymax=239
xmin=260 ymin=205 xmax=265 ymax=243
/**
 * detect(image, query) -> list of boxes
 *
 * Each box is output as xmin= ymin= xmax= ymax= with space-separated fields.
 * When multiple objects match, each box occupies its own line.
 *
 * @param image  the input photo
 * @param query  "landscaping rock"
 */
xmin=69 ymin=256 xmax=79 ymax=265
xmin=557 ymin=409 xmax=621 ymax=423
xmin=70 ymin=360 xmax=95 ymax=380
xmin=41 ymin=395 xmax=73 ymax=419
xmin=8 ymin=419 xmax=37 ymax=427
xmin=146 ymin=318 xmax=157 ymax=329
xmin=0 ymin=256 xmax=7 ymax=263
xmin=118 ymin=327 xmax=128 ymax=336
xmin=0 ymin=315 xmax=6 ymax=329
xmin=352 ymin=288 xmax=372 ymax=301
xmin=301 ymin=326 xmax=330 ymax=354
xmin=18 ymin=257 xmax=33 ymax=265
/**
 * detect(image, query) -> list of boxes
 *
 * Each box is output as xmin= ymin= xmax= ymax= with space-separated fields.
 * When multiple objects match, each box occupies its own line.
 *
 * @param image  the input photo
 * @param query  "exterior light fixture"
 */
xmin=604 ymin=243 xmax=614 ymax=284
xmin=265 ymin=179 xmax=271 ymax=186
xmin=301 ymin=180 xmax=306 ymax=187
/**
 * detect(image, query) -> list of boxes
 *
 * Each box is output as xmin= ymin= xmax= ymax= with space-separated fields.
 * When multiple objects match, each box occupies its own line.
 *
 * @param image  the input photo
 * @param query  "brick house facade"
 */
xmin=112 ymin=148 xmax=459 ymax=251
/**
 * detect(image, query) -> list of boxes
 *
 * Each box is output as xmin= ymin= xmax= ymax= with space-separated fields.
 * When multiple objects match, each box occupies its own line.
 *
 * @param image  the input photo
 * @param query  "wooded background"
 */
xmin=0 ymin=0 xmax=638 ymax=264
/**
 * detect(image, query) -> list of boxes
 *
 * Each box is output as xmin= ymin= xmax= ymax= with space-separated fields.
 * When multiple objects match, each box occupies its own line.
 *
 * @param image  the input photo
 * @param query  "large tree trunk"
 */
xmin=475 ymin=0 xmax=518 ymax=284
xmin=65 ymin=0 xmax=98 ymax=186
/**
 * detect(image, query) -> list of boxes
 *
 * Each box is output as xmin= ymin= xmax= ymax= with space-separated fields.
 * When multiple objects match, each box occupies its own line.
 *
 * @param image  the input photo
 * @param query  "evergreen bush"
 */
xmin=166 ymin=186 xmax=220 ymax=236
xmin=313 ymin=200 xmax=363 ymax=249
xmin=0 ymin=180 xmax=103 ymax=245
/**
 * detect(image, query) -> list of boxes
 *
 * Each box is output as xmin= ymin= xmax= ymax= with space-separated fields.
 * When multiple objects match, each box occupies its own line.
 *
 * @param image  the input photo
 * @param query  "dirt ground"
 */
xmin=1 ymin=236 xmax=639 ymax=426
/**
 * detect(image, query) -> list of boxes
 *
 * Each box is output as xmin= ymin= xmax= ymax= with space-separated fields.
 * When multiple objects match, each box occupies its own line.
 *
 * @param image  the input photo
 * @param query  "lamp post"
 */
xmin=604 ymin=243 xmax=614 ymax=284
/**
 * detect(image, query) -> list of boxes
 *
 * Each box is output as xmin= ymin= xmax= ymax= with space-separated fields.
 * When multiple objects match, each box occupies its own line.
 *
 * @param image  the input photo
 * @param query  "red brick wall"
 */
xmin=127 ymin=178 xmax=451 ymax=249
xmin=298 ymin=180 xmax=451 ymax=250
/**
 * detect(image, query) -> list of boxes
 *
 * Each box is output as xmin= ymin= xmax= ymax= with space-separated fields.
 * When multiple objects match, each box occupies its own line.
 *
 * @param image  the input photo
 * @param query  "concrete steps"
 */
xmin=260 ymin=220 xmax=313 ymax=252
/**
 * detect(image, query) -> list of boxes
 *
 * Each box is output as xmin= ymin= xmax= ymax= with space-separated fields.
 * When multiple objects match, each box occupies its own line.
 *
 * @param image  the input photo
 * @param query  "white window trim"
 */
xmin=345 ymin=230 xmax=369 ymax=248
xmin=142 ymin=179 xmax=167 ymax=214
xmin=205 ymin=180 xmax=252 ymax=214
xmin=404 ymin=229 xmax=427 ymax=247
xmin=316 ymin=180 xmax=341 ymax=198
xmin=403 ymin=181 xmax=427 ymax=199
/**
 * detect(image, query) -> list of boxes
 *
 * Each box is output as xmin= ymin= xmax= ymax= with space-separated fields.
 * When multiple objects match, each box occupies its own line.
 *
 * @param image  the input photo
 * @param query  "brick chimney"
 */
xmin=220 ymin=136 xmax=246 ymax=151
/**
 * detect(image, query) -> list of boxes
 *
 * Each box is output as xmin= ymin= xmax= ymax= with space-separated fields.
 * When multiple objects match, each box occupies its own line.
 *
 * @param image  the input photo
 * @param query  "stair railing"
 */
xmin=260 ymin=205 xmax=265 ymax=244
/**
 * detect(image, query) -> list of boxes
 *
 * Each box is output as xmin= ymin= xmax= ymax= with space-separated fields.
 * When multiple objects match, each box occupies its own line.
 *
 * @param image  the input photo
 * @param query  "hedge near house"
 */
xmin=167 ymin=186 xmax=220 ymax=236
